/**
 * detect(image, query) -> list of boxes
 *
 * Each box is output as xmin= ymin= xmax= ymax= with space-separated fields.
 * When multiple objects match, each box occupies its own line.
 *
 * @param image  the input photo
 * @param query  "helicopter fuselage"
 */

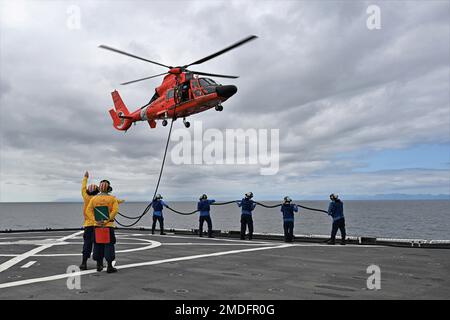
xmin=102 ymin=35 xmax=256 ymax=131
xmin=109 ymin=73 xmax=237 ymax=130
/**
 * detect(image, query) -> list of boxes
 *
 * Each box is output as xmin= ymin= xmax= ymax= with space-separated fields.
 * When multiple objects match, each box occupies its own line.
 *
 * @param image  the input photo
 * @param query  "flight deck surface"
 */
xmin=0 ymin=229 xmax=449 ymax=299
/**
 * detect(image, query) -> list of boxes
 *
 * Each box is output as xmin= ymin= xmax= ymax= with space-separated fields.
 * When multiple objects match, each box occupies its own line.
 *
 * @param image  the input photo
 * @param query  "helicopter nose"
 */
xmin=216 ymin=85 xmax=237 ymax=99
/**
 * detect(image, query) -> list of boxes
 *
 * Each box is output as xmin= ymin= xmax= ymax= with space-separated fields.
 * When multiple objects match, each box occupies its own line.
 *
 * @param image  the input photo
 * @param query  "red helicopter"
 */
xmin=100 ymin=35 xmax=257 ymax=130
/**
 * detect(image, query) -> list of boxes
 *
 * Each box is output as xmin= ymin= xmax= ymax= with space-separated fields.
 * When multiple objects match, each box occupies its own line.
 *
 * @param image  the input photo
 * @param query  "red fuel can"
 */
xmin=95 ymin=227 xmax=111 ymax=244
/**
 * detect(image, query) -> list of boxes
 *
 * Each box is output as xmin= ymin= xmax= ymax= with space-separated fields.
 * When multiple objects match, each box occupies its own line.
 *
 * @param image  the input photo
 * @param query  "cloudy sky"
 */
xmin=0 ymin=0 xmax=449 ymax=202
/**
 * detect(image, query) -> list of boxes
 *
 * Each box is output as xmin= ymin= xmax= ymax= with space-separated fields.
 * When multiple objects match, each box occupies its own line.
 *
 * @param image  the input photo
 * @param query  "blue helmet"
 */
xmin=330 ymin=193 xmax=338 ymax=200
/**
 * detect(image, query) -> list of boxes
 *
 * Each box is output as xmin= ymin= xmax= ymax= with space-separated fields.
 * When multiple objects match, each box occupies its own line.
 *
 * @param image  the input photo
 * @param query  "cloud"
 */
xmin=0 ymin=0 xmax=449 ymax=201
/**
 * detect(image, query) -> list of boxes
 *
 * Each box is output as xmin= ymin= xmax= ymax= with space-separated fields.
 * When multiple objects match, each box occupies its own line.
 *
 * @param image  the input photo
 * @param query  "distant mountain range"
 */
xmin=298 ymin=194 xmax=450 ymax=201
xmin=346 ymin=194 xmax=450 ymax=200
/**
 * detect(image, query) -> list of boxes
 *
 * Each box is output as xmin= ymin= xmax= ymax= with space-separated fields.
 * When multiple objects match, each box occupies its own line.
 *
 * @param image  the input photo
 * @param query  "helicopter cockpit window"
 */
xmin=199 ymin=79 xmax=210 ymax=88
xmin=199 ymin=78 xmax=216 ymax=94
xmin=166 ymin=89 xmax=174 ymax=100
xmin=206 ymin=78 xmax=219 ymax=85
xmin=191 ymin=80 xmax=203 ymax=97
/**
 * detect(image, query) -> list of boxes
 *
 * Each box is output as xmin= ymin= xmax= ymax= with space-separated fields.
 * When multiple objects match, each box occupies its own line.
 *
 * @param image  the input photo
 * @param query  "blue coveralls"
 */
xmin=152 ymin=200 xmax=167 ymax=234
xmin=327 ymin=199 xmax=346 ymax=243
xmin=238 ymin=198 xmax=256 ymax=240
xmin=197 ymin=199 xmax=216 ymax=237
xmin=281 ymin=203 xmax=298 ymax=242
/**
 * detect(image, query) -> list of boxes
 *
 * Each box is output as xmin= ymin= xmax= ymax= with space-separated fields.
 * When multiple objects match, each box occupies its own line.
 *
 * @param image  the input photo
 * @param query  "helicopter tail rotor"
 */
xmin=109 ymin=90 xmax=133 ymax=131
xmin=112 ymin=90 xmax=130 ymax=115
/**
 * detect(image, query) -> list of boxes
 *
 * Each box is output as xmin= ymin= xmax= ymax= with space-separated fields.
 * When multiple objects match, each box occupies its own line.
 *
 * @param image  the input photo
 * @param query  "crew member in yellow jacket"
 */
xmin=86 ymin=180 xmax=119 ymax=273
xmin=80 ymin=171 xmax=99 ymax=270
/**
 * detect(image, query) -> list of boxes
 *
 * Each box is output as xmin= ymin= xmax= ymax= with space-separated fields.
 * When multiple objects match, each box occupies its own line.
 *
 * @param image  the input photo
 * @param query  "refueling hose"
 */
xmin=164 ymin=200 xmax=240 ymax=216
xmin=255 ymin=201 xmax=328 ymax=213
xmin=119 ymin=196 xmax=327 ymax=222
xmin=162 ymin=200 xmax=328 ymax=216
xmin=115 ymin=118 xmax=175 ymax=227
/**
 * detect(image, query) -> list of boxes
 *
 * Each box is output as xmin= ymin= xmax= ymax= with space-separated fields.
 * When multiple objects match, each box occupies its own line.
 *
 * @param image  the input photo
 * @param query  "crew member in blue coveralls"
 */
xmin=327 ymin=193 xmax=346 ymax=245
xmin=197 ymin=194 xmax=216 ymax=238
xmin=237 ymin=192 xmax=256 ymax=240
xmin=152 ymin=194 xmax=168 ymax=235
xmin=280 ymin=196 xmax=298 ymax=243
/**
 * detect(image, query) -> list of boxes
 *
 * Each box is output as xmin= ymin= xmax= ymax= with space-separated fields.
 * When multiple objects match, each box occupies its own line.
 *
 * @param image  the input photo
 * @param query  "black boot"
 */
xmin=340 ymin=239 xmax=346 ymax=245
xmin=107 ymin=262 xmax=117 ymax=274
xmin=96 ymin=261 xmax=104 ymax=272
xmin=79 ymin=258 xmax=88 ymax=271
xmin=326 ymin=239 xmax=335 ymax=245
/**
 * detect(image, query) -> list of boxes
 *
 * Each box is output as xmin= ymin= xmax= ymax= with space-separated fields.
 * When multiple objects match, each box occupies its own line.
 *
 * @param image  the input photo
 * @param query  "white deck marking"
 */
xmin=0 ymin=231 xmax=83 ymax=273
xmin=0 ymin=238 xmax=161 ymax=258
xmin=0 ymin=240 xmax=382 ymax=258
xmin=163 ymin=242 xmax=382 ymax=248
xmin=20 ymin=261 xmax=37 ymax=269
xmin=150 ymin=234 xmax=272 ymax=244
xmin=0 ymin=236 xmax=69 ymax=240
xmin=163 ymin=242 xmax=279 ymax=246
xmin=0 ymin=240 xmax=70 ymax=246
xmin=0 ymin=244 xmax=293 ymax=289
xmin=40 ymin=242 xmax=152 ymax=245
xmin=0 ymin=230 xmax=80 ymax=236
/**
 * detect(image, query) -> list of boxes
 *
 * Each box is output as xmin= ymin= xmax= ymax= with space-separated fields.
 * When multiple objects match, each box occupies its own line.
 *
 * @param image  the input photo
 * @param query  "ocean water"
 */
xmin=0 ymin=200 xmax=449 ymax=240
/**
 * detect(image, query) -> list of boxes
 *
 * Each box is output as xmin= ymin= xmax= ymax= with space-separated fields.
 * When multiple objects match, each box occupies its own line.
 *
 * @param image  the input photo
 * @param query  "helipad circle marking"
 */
xmin=0 ymin=237 xmax=161 ymax=257
xmin=0 ymin=244 xmax=293 ymax=289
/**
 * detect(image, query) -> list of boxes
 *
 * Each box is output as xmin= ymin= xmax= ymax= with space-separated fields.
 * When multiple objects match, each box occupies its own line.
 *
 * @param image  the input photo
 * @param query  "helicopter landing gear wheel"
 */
xmin=162 ymin=119 xmax=168 ymax=127
xmin=183 ymin=118 xmax=190 ymax=128
xmin=215 ymin=105 xmax=223 ymax=111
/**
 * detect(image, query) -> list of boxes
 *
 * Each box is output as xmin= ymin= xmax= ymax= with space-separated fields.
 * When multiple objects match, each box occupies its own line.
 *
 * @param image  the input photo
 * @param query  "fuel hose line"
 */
xmin=255 ymin=201 xmax=328 ymax=214
xmin=118 ymin=198 xmax=328 ymax=222
xmin=115 ymin=118 xmax=175 ymax=227
xmin=160 ymin=201 xmax=328 ymax=216
xmin=164 ymin=200 xmax=240 ymax=216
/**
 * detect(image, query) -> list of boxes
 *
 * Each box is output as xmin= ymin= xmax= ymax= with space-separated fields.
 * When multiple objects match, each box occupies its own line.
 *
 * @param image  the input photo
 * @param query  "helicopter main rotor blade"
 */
xmin=188 ymin=70 xmax=239 ymax=79
xmin=186 ymin=35 xmax=258 ymax=67
xmin=120 ymin=72 xmax=169 ymax=85
xmin=99 ymin=45 xmax=171 ymax=69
